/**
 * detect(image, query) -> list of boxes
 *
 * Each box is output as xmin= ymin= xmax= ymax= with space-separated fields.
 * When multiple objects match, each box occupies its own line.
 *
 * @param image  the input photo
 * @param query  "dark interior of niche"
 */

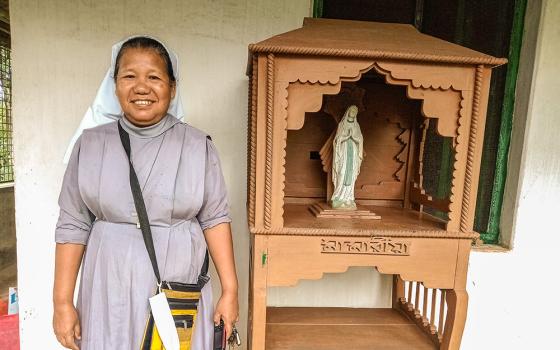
xmin=285 ymin=70 xmax=455 ymax=217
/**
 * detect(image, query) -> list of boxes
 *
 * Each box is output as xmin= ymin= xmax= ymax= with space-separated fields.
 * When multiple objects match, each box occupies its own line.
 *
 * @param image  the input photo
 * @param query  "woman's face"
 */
xmin=115 ymin=48 xmax=176 ymax=126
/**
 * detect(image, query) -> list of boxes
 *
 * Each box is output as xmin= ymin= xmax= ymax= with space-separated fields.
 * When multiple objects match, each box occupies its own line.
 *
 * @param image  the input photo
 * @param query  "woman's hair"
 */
xmin=113 ymin=36 xmax=176 ymax=83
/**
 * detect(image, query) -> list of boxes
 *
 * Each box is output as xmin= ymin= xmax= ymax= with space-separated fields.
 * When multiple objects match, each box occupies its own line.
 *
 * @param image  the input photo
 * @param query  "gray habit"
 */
xmin=55 ymin=115 xmax=231 ymax=350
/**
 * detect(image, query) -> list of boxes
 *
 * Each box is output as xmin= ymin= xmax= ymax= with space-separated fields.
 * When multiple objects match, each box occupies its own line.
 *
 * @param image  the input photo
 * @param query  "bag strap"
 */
xmin=118 ymin=122 xmax=209 ymax=286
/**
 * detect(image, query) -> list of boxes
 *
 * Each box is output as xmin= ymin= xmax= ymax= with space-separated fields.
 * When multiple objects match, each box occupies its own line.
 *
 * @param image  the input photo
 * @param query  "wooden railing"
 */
xmin=393 ymin=275 xmax=447 ymax=348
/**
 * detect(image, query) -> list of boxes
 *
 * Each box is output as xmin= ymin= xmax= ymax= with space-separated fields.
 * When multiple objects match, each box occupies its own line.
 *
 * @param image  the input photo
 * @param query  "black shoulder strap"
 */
xmin=118 ymin=122 xmax=209 ymax=286
xmin=118 ymin=122 xmax=162 ymax=284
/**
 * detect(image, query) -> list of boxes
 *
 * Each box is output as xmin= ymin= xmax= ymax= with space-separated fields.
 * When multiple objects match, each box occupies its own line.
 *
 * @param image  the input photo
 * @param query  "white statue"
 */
xmin=331 ymin=105 xmax=363 ymax=210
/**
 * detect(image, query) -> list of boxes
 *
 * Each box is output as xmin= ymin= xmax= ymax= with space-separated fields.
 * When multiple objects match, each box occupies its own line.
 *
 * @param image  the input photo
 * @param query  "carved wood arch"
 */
xmin=275 ymin=56 xmax=376 ymax=131
xmin=279 ymin=59 xmax=471 ymax=136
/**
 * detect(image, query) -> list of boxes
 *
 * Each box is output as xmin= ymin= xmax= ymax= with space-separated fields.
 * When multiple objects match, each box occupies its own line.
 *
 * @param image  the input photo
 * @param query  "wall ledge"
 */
xmin=472 ymin=244 xmax=511 ymax=253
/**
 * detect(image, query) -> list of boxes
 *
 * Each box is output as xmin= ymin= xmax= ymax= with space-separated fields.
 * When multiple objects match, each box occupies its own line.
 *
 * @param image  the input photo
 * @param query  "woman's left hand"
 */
xmin=213 ymin=290 xmax=239 ymax=339
xmin=205 ymin=222 xmax=239 ymax=340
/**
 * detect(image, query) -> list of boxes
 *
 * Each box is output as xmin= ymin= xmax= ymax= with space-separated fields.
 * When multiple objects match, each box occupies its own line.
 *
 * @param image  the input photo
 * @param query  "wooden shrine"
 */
xmin=246 ymin=18 xmax=506 ymax=350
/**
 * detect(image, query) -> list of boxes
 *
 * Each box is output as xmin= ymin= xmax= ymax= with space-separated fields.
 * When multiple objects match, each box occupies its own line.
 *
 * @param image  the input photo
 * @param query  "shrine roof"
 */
xmin=249 ymin=18 xmax=507 ymax=67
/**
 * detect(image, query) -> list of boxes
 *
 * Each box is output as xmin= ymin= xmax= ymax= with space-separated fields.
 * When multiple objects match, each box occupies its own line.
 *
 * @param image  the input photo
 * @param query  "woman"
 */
xmin=52 ymin=36 xmax=238 ymax=350
xmin=331 ymin=105 xmax=363 ymax=209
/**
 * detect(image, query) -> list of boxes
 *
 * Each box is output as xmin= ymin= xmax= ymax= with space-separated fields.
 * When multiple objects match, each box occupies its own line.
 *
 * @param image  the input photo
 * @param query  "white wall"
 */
xmin=462 ymin=1 xmax=560 ymax=348
xmin=11 ymin=1 xmax=311 ymax=349
xmin=11 ymin=0 xmax=560 ymax=349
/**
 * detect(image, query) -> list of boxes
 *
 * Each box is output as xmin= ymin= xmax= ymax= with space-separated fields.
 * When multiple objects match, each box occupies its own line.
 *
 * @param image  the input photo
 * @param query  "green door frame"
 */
xmin=477 ymin=0 xmax=527 ymax=243
xmin=312 ymin=0 xmax=323 ymax=18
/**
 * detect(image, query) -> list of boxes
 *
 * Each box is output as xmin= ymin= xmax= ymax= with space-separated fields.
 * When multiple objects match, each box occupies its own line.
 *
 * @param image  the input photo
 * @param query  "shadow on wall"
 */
xmin=0 ymin=186 xmax=16 ymax=303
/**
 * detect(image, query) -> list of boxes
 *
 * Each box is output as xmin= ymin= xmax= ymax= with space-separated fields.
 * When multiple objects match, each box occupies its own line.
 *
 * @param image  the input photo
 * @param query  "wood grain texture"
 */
xmin=249 ymin=235 xmax=269 ymax=350
xmin=265 ymin=235 xmax=459 ymax=289
xmin=284 ymin=203 xmax=445 ymax=232
xmin=266 ymin=307 xmax=436 ymax=350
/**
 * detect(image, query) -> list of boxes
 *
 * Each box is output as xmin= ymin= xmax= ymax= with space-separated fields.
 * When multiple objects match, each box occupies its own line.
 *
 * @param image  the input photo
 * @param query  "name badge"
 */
xmin=149 ymin=292 xmax=180 ymax=350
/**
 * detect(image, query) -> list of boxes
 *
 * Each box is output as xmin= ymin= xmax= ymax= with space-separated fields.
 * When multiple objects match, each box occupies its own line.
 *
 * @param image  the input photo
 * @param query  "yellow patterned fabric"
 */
xmin=141 ymin=284 xmax=202 ymax=350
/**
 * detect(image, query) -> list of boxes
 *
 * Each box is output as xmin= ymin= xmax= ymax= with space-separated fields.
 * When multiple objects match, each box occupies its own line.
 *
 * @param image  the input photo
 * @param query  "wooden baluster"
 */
xmin=414 ymin=282 xmax=420 ymax=317
xmin=441 ymin=289 xmax=469 ymax=349
xmin=407 ymin=281 xmax=413 ymax=311
xmin=430 ymin=288 xmax=437 ymax=333
xmin=438 ymin=290 xmax=446 ymax=337
xmin=392 ymin=275 xmax=405 ymax=308
xmin=422 ymin=285 xmax=428 ymax=325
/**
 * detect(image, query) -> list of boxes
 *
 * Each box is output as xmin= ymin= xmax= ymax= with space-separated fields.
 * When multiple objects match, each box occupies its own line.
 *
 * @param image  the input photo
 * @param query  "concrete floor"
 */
xmin=0 ymin=186 xmax=17 ymax=301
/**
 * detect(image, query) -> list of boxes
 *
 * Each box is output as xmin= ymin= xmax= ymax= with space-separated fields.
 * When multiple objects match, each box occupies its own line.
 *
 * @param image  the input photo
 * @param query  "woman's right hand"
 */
xmin=53 ymin=302 xmax=81 ymax=350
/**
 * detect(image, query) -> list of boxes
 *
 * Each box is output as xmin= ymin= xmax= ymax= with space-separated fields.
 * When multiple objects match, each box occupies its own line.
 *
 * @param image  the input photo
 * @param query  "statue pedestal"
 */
xmin=309 ymin=201 xmax=381 ymax=219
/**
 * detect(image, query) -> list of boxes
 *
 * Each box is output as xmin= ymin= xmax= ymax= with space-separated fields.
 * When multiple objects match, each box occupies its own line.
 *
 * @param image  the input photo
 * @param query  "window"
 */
xmin=313 ymin=0 xmax=527 ymax=244
xmin=0 ymin=32 xmax=12 ymax=184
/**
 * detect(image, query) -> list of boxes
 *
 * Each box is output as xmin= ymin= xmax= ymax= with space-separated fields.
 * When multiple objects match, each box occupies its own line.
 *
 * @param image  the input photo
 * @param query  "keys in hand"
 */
xmin=227 ymin=326 xmax=241 ymax=348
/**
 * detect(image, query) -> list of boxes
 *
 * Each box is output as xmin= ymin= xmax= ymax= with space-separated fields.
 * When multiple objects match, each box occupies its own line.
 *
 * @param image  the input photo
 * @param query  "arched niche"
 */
xmin=275 ymin=56 xmax=475 ymax=230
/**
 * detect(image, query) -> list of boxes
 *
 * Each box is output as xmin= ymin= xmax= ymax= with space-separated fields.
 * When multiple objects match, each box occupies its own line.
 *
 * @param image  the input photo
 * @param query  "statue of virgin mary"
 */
xmin=331 ymin=105 xmax=363 ymax=209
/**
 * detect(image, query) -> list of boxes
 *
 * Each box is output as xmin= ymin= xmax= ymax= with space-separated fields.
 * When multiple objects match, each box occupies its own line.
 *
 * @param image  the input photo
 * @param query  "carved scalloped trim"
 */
xmin=277 ymin=58 xmax=375 ymax=86
xmin=285 ymin=61 xmax=464 ymax=137
xmin=284 ymin=62 xmax=375 ymax=132
xmin=269 ymin=264 xmax=453 ymax=289
xmin=296 ymin=78 xmax=338 ymax=84
xmin=372 ymin=64 xmax=460 ymax=138
xmin=410 ymin=80 xmax=454 ymax=90
xmin=271 ymin=265 xmax=353 ymax=287
xmin=377 ymin=61 xmax=468 ymax=91
xmin=393 ymin=123 xmax=407 ymax=181
xmin=319 ymin=133 xmax=334 ymax=173
xmin=276 ymin=81 xmax=289 ymax=229
xmin=447 ymin=92 xmax=469 ymax=231
xmin=287 ymin=81 xmax=342 ymax=130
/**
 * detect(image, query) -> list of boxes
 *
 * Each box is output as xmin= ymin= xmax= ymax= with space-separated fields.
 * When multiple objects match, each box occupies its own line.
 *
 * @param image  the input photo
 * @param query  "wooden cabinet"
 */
xmin=246 ymin=18 xmax=505 ymax=350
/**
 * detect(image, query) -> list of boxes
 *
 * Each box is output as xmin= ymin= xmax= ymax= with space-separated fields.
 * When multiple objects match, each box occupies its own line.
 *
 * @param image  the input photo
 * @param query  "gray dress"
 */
xmin=55 ymin=115 xmax=231 ymax=350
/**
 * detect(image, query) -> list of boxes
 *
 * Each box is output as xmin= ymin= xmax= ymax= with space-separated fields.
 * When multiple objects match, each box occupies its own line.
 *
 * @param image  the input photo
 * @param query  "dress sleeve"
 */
xmin=55 ymin=136 xmax=93 ymax=245
xmin=196 ymin=137 xmax=232 ymax=231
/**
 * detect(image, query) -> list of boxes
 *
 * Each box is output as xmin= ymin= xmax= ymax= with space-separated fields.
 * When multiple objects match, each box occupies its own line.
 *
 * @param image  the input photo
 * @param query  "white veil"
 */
xmin=63 ymin=35 xmax=184 ymax=163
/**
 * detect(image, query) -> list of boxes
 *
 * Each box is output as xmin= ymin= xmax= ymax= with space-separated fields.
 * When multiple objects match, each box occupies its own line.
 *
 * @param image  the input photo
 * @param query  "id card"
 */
xmin=149 ymin=292 xmax=180 ymax=350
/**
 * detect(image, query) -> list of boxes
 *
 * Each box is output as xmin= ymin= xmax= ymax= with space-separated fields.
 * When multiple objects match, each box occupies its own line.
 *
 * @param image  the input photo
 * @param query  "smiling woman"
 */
xmin=114 ymin=38 xmax=177 ymax=127
xmin=52 ymin=36 xmax=239 ymax=350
